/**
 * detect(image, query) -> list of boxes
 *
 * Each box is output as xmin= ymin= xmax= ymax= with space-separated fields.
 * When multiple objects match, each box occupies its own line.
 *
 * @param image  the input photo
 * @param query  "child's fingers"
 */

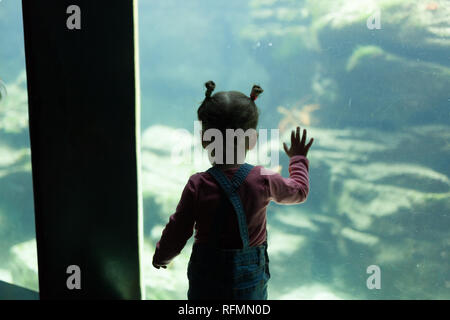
xmin=296 ymin=126 xmax=300 ymax=142
xmin=291 ymin=130 xmax=295 ymax=146
xmin=301 ymin=128 xmax=306 ymax=145
xmin=154 ymin=264 xmax=167 ymax=269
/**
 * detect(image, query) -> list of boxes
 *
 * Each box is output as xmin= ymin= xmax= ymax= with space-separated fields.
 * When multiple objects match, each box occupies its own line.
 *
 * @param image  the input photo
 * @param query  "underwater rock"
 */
xmin=242 ymin=0 xmax=311 ymax=41
xmin=0 ymin=70 xmax=37 ymax=293
xmin=0 ymin=142 xmax=35 ymax=290
xmin=0 ymin=171 xmax=35 ymax=248
xmin=277 ymin=124 xmax=450 ymax=298
xmin=241 ymin=0 xmax=450 ymax=129
xmin=325 ymin=45 xmax=450 ymax=128
xmin=141 ymin=124 xmax=210 ymax=217
xmin=277 ymin=283 xmax=348 ymax=300
xmin=7 ymin=239 xmax=39 ymax=292
xmin=0 ymin=145 xmax=31 ymax=179
xmin=239 ymin=1 xmax=320 ymax=127
xmin=305 ymin=0 xmax=450 ymax=128
xmin=0 ymin=72 xmax=29 ymax=135
xmin=142 ymin=239 xmax=191 ymax=299
xmin=310 ymin=0 xmax=450 ymax=65
xmin=278 ymin=125 xmax=450 ymax=226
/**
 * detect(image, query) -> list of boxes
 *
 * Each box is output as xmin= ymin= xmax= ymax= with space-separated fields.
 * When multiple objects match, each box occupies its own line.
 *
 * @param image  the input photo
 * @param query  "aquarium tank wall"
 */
xmin=138 ymin=0 xmax=450 ymax=299
xmin=0 ymin=0 xmax=38 ymax=292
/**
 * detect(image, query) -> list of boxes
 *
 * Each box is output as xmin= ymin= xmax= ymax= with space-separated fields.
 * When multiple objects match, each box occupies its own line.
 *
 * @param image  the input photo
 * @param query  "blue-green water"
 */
xmin=1 ymin=0 xmax=449 ymax=299
xmin=0 ymin=0 xmax=37 ymax=292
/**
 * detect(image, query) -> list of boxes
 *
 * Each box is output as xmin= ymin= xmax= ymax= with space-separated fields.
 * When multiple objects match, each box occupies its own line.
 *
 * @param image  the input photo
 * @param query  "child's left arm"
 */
xmin=152 ymin=177 xmax=196 ymax=269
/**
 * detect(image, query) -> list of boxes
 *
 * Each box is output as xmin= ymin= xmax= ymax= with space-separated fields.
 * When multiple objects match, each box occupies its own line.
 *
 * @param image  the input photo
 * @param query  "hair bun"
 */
xmin=205 ymin=80 xmax=216 ymax=98
xmin=250 ymin=85 xmax=263 ymax=101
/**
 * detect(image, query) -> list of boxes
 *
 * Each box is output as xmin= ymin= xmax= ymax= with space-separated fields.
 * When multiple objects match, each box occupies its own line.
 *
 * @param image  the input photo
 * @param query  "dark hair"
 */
xmin=197 ymin=80 xmax=262 ymax=132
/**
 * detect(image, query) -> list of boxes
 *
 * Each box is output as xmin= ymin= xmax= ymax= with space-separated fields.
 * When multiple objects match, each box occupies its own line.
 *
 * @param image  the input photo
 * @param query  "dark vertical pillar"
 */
xmin=22 ymin=0 xmax=142 ymax=299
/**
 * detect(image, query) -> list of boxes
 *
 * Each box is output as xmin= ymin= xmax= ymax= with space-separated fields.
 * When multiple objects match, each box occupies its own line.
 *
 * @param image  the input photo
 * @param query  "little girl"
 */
xmin=152 ymin=81 xmax=313 ymax=300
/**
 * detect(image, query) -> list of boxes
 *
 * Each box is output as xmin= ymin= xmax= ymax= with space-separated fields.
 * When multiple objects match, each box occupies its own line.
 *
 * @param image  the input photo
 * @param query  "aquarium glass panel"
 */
xmin=0 ymin=1 xmax=38 ymax=292
xmin=139 ymin=0 xmax=450 ymax=299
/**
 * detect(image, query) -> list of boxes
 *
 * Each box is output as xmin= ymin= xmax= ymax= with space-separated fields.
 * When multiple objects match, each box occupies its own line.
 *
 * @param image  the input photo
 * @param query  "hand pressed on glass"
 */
xmin=283 ymin=126 xmax=314 ymax=157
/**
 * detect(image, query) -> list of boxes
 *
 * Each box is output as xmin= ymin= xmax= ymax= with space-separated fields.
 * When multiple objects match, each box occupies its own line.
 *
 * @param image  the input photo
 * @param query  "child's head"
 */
xmin=197 ymin=81 xmax=263 ymax=164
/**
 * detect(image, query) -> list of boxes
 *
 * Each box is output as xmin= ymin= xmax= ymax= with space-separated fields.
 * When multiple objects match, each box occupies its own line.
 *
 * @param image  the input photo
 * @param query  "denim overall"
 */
xmin=187 ymin=163 xmax=270 ymax=300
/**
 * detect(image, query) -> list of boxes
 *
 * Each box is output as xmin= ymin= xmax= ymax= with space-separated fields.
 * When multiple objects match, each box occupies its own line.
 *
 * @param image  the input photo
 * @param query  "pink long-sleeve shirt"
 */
xmin=153 ymin=155 xmax=310 ymax=265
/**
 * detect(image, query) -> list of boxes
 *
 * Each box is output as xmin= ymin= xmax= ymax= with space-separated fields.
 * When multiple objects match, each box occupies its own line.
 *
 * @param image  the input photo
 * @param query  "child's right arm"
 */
xmin=152 ymin=178 xmax=196 ymax=268
xmin=266 ymin=126 xmax=313 ymax=204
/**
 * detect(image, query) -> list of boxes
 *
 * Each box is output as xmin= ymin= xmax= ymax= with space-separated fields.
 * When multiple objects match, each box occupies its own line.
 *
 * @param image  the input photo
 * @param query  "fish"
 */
xmin=277 ymin=102 xmax=320 ymax=133
xmin=425 ymin=2 xmax=439 ymax=11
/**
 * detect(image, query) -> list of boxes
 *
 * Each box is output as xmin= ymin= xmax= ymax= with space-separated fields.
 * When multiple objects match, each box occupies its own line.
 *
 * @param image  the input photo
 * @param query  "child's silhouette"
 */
xmin=152 ymin=81 xmax=313 ymax=300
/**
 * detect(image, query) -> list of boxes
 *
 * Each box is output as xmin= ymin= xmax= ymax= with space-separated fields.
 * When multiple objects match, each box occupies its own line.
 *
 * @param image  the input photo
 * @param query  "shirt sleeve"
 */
xmin=265 ymin=155 xmax=310 ymax=204
xmin=152 ymin=177 xmax=196 ymax=266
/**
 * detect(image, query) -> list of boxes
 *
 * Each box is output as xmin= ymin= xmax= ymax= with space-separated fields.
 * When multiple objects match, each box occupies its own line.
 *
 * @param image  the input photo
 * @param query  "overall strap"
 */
xmin=207 ymin=163 xmax=254 ymax=249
